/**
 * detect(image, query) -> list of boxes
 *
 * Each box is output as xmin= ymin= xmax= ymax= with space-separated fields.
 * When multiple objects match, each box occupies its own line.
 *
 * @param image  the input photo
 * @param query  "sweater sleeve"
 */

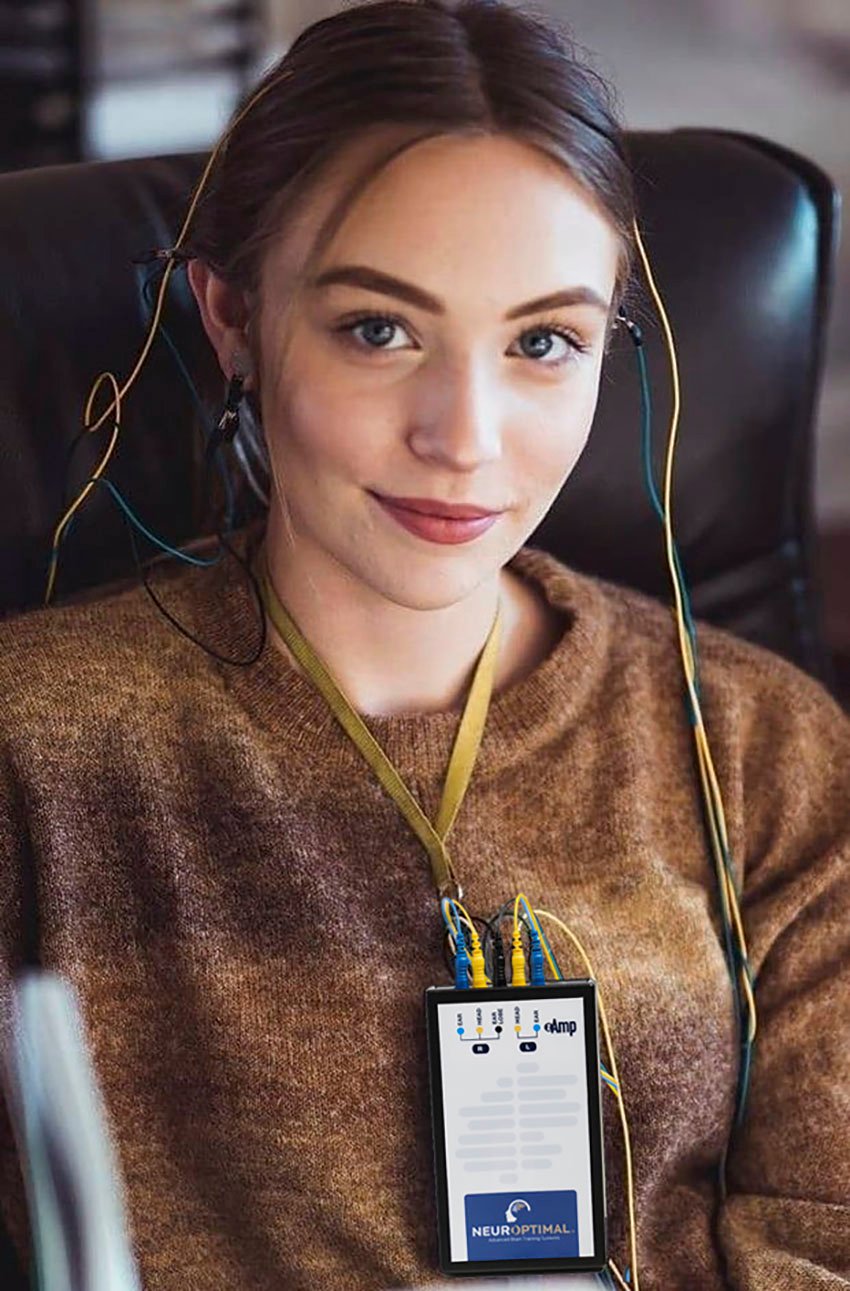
xmin=712 ymin=654 xmax=850 ymax=1289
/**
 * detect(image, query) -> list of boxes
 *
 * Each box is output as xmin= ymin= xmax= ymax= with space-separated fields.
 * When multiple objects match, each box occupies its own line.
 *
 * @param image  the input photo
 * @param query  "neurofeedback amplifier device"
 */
xmin=426 ymin=980 xmax=606 ymax=1278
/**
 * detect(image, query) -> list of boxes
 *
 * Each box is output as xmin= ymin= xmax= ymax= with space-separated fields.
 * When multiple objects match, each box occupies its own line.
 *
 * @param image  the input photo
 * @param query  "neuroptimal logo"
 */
xmin=465 ymin=1190 xmax=579 ymax=1261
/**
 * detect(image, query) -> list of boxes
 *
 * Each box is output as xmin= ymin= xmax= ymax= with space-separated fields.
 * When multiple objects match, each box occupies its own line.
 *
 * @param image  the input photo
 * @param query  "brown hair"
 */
xmin=186 ymin=0 xmax=638 ymax=511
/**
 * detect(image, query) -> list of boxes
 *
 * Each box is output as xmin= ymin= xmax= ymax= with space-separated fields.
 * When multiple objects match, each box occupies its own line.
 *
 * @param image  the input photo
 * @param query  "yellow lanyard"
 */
xmin=256 ymin=549 xmax=502 ymax=901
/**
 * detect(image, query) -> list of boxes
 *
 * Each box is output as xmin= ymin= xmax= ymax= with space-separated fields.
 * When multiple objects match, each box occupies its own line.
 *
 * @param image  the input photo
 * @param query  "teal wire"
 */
xmin=635 ymin=338 xmax=701 ymax=705
xmin=139 ymin=268 xmax=236 ymax=531
xmin=441 ymin=897 xmax=461 ymax=937
xmin=49 ymin=268 xmax=235 ymax=588
xmin=521 ymin=901 xmax=563 ymax=979
xmin=88 ymin=477 xmax=223 ymax=567
xmin=523 ymin=902 xmax=614 ymax=1088
xmin=633 ymin=325 xmax=754 ymax=1131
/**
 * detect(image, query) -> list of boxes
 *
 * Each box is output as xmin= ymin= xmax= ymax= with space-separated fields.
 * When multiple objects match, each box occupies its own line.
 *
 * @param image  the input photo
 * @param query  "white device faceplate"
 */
xmin=434 ymin=992 xmax=598 ymax=1265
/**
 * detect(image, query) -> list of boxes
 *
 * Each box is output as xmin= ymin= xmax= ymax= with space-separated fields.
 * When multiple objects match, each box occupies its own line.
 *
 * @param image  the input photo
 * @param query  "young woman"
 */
xmin=0 ymin=3 xmax=847 ymax=1290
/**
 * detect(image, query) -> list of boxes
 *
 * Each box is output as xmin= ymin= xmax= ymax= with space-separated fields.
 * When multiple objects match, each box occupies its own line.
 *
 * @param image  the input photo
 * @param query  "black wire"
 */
xmin=481 ymin=907 xmax=506 ymax=977
xmin=60 ymin=261 xmax=171 ymax=514
xmin=120 ymin=445 xmax=268 ymax=668
xmin=124 ymin=515 xmax=267 ymax=668
xmin=125 ymin=347 xmax=268 ymax=666
xmin=485 ymin=907 xmax=511 ymax=986
xmin=54 ymin=246 xmax=266 ymax=662
xmin=443 ymin=903 xmax=529 ymax=985
xmin=62 ymin=414 xmax=266 ymax=667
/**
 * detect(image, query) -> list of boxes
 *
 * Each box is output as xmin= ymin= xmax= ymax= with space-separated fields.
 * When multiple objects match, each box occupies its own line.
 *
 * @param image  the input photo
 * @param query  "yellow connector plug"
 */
xmin=469 ymin=931 xmax=489 ymax=989
xmin=511 ymin=929 xmax=527 ymax=986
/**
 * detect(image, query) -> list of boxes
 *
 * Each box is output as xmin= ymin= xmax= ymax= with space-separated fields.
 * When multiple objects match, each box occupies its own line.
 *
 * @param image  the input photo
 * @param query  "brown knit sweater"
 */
xmin=0 ymin=524 xmax=848 ymax=1291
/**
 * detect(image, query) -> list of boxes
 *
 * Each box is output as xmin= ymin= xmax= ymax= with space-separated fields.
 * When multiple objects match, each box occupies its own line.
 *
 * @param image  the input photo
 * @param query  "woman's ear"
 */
xmin=187 ymin=260 xmax=254 ymax=385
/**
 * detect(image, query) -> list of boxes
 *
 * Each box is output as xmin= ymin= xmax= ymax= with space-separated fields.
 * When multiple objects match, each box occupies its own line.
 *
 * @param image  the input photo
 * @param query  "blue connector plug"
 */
xmin=454 ymin=930 xmax=470 ymax=989
xmin=529 ymin=931 xmax=546 ymax=985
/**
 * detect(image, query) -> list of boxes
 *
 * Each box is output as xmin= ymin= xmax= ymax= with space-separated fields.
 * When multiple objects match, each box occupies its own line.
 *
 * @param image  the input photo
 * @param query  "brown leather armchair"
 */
xmin=0 ymin=128 xmax=841 ymax=693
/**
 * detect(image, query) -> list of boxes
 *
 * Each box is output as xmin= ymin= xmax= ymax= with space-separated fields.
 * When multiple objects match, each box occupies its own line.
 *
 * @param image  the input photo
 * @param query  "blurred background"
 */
xmin=2 ymin=0 xmax=848 ymax=689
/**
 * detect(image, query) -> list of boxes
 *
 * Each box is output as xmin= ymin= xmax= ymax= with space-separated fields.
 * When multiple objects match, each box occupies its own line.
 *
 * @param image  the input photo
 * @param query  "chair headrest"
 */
xmin=0 ymin=128 xmax=838 ymax=683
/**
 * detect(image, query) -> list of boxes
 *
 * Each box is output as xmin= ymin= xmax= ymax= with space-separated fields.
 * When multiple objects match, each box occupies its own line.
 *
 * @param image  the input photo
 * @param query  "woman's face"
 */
xmin=255 ymin=131 xmax=621 ymax=611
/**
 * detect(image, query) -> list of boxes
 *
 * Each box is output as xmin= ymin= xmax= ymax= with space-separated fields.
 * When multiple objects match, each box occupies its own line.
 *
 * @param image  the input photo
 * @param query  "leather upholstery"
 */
xmin=0 ymin=129 xmax=840 ymax=687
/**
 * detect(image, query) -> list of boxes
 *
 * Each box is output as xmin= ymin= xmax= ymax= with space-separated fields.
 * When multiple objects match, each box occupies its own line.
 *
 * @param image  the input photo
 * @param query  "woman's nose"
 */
xmin=406 ymin=360 xmax=504 ymax=471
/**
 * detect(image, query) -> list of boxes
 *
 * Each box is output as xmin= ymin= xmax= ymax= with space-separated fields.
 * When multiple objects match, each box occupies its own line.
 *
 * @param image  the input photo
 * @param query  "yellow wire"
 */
xmin=607 ymin=1259 xmax=632 ymax=1290
xmin=44 ymin=269 xmax=175 ymax=605
xmin=513 ymin=892 xmax=560 ymax=979
xmin=450 ymin=897 xmax=476 ymax=933
xmin=44 ymin=372 xmax=122 ymax=604
xmin=39 ymin=58 xmax=753 ymax=1291
xmin=630 ymin=220 xmax=698 ymax=726
xmin=693 ymin=734 xmax=757 ymax=1039
xmin=442 ymin=898 xmax=493 ymax=987
xmin=44 ymin=64 xmax=298 ymax=605
xmin=441 ymin=898 xmax=475 ymax=940
xmin=527 ymin=230 xmax=759 ymax=1271
xmin=630 ymin=217 xmax=757 ymax=1052
xmin=534 ymin=908 xmax=640 ymax=1291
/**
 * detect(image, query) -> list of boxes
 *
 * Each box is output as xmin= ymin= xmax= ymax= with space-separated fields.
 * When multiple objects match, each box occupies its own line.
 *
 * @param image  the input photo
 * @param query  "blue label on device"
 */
xmin=465 ymin=1190 xmax=579 ymax=1260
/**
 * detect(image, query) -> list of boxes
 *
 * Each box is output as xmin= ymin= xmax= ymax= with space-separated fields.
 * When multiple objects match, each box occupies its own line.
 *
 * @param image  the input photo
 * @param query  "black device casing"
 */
xmin=425 ymin=980 xmax=607 ymax=1278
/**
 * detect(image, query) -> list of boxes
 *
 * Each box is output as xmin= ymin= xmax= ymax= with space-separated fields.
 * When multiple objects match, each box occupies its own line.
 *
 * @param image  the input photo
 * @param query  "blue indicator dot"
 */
xmin=533 ymin=1023 xmax=541 ymax=1032
xmin=457 ymin=1027 xmax=465 ymax=1035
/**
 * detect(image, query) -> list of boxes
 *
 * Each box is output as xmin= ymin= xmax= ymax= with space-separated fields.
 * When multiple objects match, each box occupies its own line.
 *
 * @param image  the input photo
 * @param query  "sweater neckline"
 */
xmin=183 ymin=520 xmax=612 ymax=783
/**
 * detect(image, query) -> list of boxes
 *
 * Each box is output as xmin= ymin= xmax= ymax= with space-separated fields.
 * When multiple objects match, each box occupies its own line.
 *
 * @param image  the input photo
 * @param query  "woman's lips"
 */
xmin=370 ymin=493 xmax=503 ymax=545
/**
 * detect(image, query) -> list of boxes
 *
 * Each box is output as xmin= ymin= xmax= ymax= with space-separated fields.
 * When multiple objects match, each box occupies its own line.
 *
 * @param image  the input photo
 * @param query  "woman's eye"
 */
xmin=333 ymin=312 xmax=590 ymax=366
xmin=335 ymin=313 xmax=413 ymax=352
xmin=513 ymin=323 xmax=590 ymax=366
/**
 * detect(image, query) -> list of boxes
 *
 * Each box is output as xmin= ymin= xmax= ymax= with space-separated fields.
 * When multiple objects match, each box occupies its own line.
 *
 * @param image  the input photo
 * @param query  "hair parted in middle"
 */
xmin=186 ymin=0 xmax=639 ymax=511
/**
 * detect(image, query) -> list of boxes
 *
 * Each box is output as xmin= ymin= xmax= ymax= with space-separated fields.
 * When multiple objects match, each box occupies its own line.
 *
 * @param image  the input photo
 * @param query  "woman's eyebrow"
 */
xmin=308 ymin=264 xmax=610 ymax=319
